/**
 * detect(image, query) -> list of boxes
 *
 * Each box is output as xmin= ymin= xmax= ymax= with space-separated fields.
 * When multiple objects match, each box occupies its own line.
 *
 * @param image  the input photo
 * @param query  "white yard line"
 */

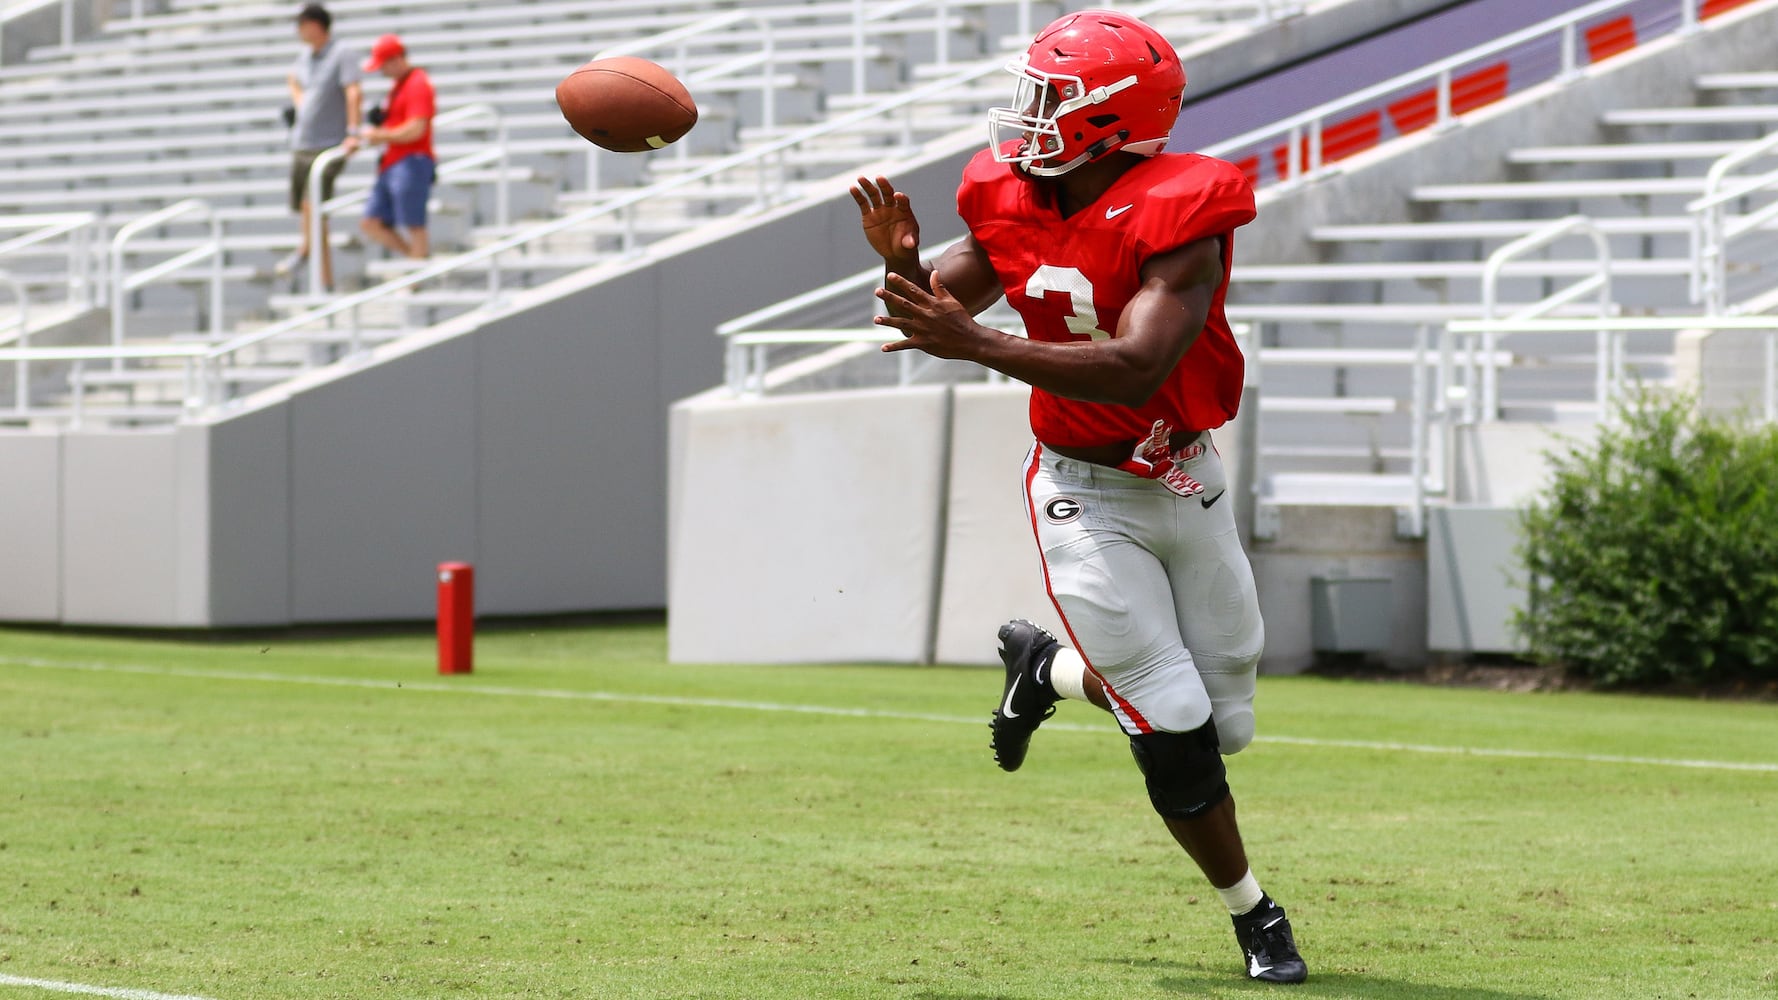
xmin=0 ymin=973 xmax=220 ymax=1000
xmin=4 ymin=654 xmax=1776 ymax=774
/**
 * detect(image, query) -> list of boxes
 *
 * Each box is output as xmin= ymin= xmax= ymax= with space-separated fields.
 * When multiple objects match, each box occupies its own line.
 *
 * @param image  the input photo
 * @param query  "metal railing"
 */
xmin=1688 ymin=130 xmax=1778 ymax=314
xmin=1475 ymin=216 xmax=1614 ymax=423
xmin=1450 ymin=314 xmax=1778 ymax=422
xmin=110 ymin=198 xmax=222 ymax=361
xmin=0 ymin=212 xmax=103 ymax=311
xmin=306 ymin=102 xmax=511 ymax=296
xmin=1212 ymin=0 xmax=1717 ymax=186
xmin=0 ymin=343 xmax=207 ymax=427
xmin=0 ymin=270 xmax=26 ymax=412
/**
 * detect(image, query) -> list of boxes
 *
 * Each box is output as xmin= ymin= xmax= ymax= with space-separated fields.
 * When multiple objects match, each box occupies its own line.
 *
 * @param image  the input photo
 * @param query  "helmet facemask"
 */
xmin=988 ymin=55 xmax=1138 ymax=178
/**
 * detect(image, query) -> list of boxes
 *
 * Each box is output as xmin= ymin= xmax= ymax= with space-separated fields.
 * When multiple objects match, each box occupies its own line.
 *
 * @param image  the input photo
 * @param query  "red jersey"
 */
xmin=380 ymin=67 xmax=436 ymax=171
xmin=956 ymin=148 xmax=1256 ymax=448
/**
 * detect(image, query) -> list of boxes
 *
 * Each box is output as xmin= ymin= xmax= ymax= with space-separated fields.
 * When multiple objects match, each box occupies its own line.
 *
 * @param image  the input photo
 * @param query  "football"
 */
xmin=555 ymin=56 xmax=698 ymax=153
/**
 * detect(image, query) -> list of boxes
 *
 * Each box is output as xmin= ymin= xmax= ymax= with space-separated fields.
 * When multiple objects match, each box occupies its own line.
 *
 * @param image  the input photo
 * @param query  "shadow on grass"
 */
xmin=1084 ymin=956 xmax=1549 ymax=999
xmin=1155 ymin=968 xmax=1550 ymax=999
xmin=915 ymin=970 xmax=1547 ymax=1000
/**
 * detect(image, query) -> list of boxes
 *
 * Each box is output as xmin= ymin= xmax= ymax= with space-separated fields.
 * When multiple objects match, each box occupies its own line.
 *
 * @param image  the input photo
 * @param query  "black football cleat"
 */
xmin=1231 ymin=895 xmax=1308 ymax=984
xmin=989 ymin=619 xmax=1061 ymax=772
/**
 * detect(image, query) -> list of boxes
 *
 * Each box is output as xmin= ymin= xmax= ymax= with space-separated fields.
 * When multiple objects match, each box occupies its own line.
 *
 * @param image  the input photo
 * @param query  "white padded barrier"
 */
xmin=669 ymin=377 xmax=1260 ymax=665
xmin=931 ymin=383 xmax=1065 ymax=666
xmin=0 ymin=432 xmax=62 ymax=621
xmin=667 ymin=385 xmax=951 ymax=665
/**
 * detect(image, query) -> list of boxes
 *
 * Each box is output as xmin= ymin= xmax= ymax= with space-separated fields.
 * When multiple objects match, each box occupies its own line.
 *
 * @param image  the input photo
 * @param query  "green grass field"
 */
xmin=2 ymin=622 xmax=1775 ymax=1000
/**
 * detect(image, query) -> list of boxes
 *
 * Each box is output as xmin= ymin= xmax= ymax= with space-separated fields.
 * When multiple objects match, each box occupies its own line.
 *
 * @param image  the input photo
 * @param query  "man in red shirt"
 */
xmin=358 ymin=34 xmax=436 ymax=260
xmin=851 ymin=9 xmax=1307 ymax=985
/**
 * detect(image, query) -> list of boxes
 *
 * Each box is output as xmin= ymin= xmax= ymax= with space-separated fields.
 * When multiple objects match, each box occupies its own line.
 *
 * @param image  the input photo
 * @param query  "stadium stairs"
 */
xmin=667 ymin=0 xmax=1778 ymax=667
xmin=4 ymin=0 xmax=1775 ymax=661
xmin=0 ymin=0 xmax=1343 ymax=627
xmin=0 ymin=0 xmax=1272 ymax=423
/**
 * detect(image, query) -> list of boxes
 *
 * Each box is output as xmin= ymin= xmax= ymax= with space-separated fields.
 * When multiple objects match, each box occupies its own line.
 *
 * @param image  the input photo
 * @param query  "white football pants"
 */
xmin=1021 ymin=434 xmax=1265 ymax=750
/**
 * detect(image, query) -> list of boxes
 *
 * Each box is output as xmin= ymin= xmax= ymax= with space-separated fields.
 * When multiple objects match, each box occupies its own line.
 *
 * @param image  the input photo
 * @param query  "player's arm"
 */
xmin=876 ymin=236 xmax=1224 ymax=408
xmin=850 ymin=175 xmax=1003 ymax=317
xmin=288 ymin=73 xmax=304 ymax=109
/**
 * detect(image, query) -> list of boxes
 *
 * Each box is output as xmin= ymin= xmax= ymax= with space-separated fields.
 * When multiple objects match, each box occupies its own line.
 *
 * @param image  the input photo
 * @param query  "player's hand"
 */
xmin=849 ymin=175 xmax=920 ymax=267
xmin=875 ymin=272 xmax=985 ymax=360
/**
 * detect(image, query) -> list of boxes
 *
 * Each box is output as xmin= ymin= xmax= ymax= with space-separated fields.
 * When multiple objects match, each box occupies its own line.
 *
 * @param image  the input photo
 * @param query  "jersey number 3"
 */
xmin=1025 ymin=265 xmax=1107 ymax=341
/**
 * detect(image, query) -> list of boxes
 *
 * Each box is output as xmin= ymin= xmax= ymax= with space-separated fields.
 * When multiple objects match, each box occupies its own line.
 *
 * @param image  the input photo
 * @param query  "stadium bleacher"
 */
xmin=0 ymin=0 xmax=1279 ymax=424
xmin=3 ymin=0 xmax=1776 ymax=657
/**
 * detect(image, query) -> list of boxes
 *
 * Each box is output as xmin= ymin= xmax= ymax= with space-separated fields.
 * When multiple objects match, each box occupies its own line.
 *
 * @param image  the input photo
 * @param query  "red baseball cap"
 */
xmin=362 ymin=33 xmax=405 ymax=71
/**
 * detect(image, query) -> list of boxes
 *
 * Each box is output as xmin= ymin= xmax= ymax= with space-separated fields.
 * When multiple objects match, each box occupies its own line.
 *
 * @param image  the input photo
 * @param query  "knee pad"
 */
xmin=1214 ymin=708 xmax=1255 ymax=755
xmin=1127 ymin=720 xmax=1229 ymax=820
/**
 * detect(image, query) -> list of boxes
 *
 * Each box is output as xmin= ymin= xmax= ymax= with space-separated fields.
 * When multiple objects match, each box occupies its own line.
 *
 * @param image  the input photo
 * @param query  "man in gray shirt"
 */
xmin=278 ymin=3 xmax=362 ymax=292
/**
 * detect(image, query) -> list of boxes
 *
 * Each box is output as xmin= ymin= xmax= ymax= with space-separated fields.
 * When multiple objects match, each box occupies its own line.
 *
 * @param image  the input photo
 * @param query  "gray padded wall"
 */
xmin=0 ymin=434 xmax=62 ymax=621
xmin=205 ymin=403 xmax=291 ymax=626
xmin=288 ymin=338 xmax=479 ymax=622
xmin=474 ymin=269 xmax=662 ymax=615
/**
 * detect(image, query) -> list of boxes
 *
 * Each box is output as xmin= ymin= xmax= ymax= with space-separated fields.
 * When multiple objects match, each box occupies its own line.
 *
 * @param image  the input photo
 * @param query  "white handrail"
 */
xmin=307 ymin=102 xmax=510 ymax=296
xmin=1451 ymin=313 xmax=1778 ymax=422
xmin=110 ymin=198 xmax=221 ymax=366
xmin=0 ymin=269 xmax=27 ymax=413
xmin=1477 ymin=216 xmax=1613 ymax=422
xmin=0 ymin=343 xmax=209 ymax=426
xmin=0 ymin=212 xmax=102 ymax=309
xmin=1686 ymin=130 xmax=1778 ymax=314
xmin=1208 ymin=0 xmax=1707 ymax=184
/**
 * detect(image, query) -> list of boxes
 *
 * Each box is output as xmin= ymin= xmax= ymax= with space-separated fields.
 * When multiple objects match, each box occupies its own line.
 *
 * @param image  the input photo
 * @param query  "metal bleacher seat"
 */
xmin=6 ymin=0 xmax=1133 ymax=425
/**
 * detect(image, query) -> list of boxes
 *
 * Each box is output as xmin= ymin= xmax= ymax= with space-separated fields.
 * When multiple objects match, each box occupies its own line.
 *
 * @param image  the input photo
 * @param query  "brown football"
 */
xmin=555 ymin=56 xmax=698 ymax=153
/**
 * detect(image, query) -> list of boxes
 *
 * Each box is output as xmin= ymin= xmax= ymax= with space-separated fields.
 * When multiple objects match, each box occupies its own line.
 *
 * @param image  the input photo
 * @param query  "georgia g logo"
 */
xmin=1044 ymin=496 xmax=1084 ymax=524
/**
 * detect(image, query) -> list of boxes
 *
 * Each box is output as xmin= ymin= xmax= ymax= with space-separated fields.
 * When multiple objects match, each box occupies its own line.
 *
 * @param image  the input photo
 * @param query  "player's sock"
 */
xmin=1048 ymin=647 xmax=1090 ymax=702
xmin=1217 ymin=869 xmax=1265 ymax=916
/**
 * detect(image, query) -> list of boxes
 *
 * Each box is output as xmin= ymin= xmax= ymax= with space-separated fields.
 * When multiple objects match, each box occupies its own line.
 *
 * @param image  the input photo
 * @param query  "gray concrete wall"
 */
xmin=1426 ymin=504 xmax=1525 ymax=654
xmin=1250 ymin=506 xmax=1428 ymax=672
xmin=1 ymin=0 xmax=106 ymax=65
xmin=1677 ymin=327 xmax=1778 ymax=419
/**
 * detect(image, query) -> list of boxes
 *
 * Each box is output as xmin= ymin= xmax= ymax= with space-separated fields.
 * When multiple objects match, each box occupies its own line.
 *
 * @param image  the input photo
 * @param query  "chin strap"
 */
xmin=1084 ymin=129 xmax=1131 ymax=161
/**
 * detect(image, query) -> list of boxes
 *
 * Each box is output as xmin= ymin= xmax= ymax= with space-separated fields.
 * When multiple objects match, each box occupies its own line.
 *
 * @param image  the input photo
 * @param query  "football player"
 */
xmin=850 ymin=9 xmax=1306 ymax=985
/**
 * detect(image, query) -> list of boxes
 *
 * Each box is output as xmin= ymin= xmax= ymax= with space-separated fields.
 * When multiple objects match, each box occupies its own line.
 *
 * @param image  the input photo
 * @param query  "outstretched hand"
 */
xmin=849 ymin=175 xmax=920 ymax=266
xmin=875 ymin=272 xmax=989 ymax=360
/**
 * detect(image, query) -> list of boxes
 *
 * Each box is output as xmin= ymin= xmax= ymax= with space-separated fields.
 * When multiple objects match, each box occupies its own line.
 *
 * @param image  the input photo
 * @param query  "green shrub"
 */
xmin=1515 ymin=389 xmax=1778 ymax=686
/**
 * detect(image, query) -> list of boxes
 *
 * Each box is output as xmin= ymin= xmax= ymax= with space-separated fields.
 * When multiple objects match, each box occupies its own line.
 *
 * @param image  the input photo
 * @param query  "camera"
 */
xmin=367 ymin=105 xmax=386 ymax=127
xmin=280 ymin=105 xmax=296 ymax=128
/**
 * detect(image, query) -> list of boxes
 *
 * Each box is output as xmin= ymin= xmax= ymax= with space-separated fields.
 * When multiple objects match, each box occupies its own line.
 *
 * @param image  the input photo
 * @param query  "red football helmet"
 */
xmin=988 ymin=10 xmax=1187 ymax=177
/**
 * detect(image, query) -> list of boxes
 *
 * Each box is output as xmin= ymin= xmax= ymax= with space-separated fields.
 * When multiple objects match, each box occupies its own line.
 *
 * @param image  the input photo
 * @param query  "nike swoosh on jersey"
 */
xmin=1000 ymin=675 xmax=1022 ymax=719
xmin=1201 ymin=490 xmax=1226 ymax=509
xmin=1105 ymin=204 xmax=1133 ymax=219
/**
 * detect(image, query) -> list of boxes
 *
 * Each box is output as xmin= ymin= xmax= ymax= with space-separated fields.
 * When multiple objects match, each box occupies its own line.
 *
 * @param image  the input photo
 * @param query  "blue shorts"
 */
xmin=365 ymin=154 xmax=435 ymax=229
